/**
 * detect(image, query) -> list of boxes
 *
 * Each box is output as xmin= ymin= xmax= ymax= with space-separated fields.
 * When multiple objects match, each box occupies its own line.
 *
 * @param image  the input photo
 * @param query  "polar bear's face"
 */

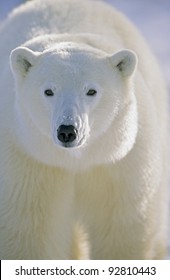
xmin=10 ymin=43 xmax=138 ymax=169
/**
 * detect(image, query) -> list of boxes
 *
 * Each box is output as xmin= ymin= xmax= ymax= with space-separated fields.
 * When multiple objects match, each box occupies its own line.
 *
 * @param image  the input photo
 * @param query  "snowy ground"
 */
xmin=0 ymin=0 xmax=169 ymax=259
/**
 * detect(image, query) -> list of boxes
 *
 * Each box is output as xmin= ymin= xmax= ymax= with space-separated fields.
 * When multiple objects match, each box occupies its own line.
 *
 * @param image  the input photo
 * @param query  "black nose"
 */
xmin=57 ymin=125 xmax=77 ymax=144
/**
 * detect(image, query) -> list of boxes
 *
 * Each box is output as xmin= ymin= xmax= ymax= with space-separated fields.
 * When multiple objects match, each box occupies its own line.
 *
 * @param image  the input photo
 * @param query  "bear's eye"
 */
xmin=86 ymin=89 xmax=97 ymax=96
xmin=44 ymin=89 xmax=54 ymax=96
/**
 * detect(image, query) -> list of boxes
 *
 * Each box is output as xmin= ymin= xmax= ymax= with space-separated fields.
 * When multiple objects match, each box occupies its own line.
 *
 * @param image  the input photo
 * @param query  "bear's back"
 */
xmin=0 ymin=0 xmax=157 ymax=58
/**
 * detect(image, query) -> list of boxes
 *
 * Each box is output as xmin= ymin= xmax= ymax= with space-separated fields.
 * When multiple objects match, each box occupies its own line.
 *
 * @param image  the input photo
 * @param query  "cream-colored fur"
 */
xmin=0 ymin=0 xmax=169 ymax=259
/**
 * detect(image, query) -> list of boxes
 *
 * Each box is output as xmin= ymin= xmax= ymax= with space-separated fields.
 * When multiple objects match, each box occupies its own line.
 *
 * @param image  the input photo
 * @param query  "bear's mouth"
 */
xmin=58 ymin=136 xmax=85 ymax=149
xmin=60 ymin=142 xmax=79 ymax=148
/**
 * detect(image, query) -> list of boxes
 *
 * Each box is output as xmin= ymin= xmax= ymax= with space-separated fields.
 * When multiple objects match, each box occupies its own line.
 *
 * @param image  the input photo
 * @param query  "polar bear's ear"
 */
xmin=109 ymin=50 xmax=137 ymax=78
xmin=10 ymin=47 xmax=40 ymax=80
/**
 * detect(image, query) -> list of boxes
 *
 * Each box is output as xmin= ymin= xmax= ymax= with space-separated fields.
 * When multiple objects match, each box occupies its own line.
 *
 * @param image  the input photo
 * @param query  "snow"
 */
xmin=0 ymin=0 xmax=169 ymax=259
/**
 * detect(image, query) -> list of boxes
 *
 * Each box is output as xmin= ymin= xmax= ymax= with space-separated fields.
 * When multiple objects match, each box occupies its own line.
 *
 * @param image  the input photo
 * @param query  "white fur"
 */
xmin=0 ymin=0 xmax=169 ymax=259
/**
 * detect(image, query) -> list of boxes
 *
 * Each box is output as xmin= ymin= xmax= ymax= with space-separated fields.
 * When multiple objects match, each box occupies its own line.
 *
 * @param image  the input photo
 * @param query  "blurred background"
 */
xmin=0 ymin=0 xmax=169 ymax=259
xmin=106 ymin=0 xmax=170 ymax=92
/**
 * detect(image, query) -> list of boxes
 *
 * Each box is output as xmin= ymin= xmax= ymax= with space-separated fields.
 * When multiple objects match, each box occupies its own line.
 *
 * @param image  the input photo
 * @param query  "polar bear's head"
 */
xmin=10 ymin=42 xmax=138 ymax=170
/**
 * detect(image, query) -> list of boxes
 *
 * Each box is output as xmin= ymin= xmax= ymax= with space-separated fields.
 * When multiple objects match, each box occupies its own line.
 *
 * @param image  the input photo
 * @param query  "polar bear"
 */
xmin=0 ymin=0 xmax=169 ymax=260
